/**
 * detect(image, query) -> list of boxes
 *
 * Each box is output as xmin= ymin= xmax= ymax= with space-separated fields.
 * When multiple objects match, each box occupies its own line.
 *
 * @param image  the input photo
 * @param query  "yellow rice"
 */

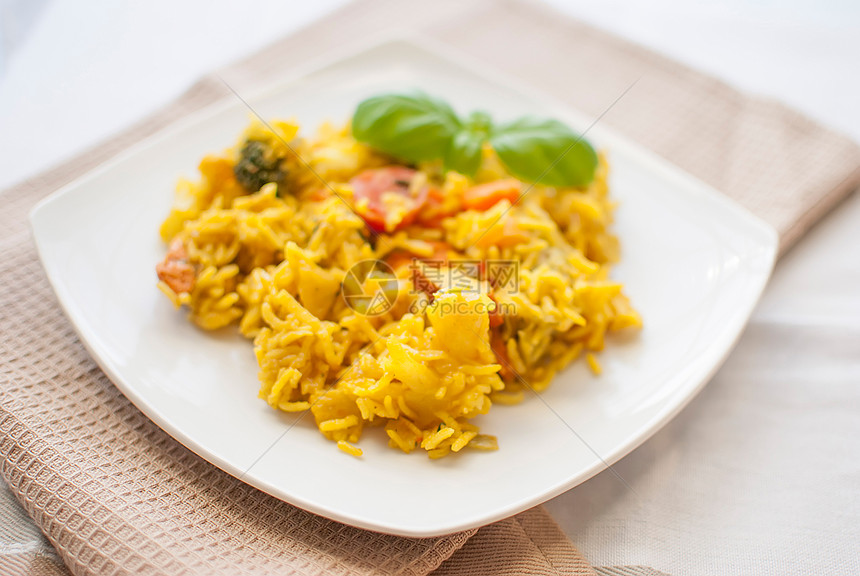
xmin=156 ymin=117 xmax=641 ymax=458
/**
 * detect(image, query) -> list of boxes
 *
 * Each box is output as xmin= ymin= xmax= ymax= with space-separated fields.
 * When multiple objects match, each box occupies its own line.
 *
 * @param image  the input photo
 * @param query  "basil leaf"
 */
xmin=352 ymin=92 xmax=462 ymax=163
xmin=489 ymin=117 xmax=597 ymax=187
xmin=443 ymin=112 xmax=493 ymax=176
xmin=444 ymin=130 xmax=484 ymax=176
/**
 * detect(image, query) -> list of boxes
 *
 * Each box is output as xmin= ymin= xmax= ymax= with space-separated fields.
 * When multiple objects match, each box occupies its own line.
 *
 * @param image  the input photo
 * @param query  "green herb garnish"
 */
xmin=234 ymin=140 xmax=287 ymax=193
xmin=352 ymin=92 xmax=597 ymax=187
xmin=352 ymin=93 xmax=461 ymax=164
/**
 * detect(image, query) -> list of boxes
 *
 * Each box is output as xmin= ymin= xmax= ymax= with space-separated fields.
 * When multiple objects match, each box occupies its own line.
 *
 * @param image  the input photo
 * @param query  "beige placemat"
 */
xmin=1 ymin=0 xmax=858 ymax=575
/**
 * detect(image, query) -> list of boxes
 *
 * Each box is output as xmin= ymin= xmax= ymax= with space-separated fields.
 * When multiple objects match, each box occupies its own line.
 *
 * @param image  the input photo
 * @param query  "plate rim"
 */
xmin=30 ymin=33 xmax=778 ymax=537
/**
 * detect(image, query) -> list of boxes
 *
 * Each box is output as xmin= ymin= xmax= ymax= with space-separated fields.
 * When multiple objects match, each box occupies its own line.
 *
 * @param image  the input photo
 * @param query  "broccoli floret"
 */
xmin=234 ymin=140 xmax=287 ymax=193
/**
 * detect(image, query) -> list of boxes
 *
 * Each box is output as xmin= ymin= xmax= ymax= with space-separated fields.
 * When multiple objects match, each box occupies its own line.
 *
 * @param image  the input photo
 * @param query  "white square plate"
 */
xmin=30 ymin=37 xmax=777 ymax=537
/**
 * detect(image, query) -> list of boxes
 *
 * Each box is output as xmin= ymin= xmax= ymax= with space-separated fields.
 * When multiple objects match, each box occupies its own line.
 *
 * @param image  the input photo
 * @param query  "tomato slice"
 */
xmin=350 ymin=166 xmax=429 ymax=233
xmin=415 ymin=186 xmax=457 ymax=227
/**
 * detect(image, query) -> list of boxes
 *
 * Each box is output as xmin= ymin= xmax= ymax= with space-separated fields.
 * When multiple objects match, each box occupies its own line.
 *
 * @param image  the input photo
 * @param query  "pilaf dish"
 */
xmin=156 ymin=93 xmax=641 ymax=458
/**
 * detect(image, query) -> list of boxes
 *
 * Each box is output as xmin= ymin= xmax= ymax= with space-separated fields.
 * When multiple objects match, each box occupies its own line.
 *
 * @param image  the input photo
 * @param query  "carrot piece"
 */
xmin=490 ymin=332 xmax=515 ymax=381
xmin=488 ymin=294 xmax=505 ymax=328
xmin=156 ymin=238 xmax=196 ymax=294
xmin=384 ymin=250 xmax=415 ymax=272
xmin=462 ymin=179 xmax=521 ymax=211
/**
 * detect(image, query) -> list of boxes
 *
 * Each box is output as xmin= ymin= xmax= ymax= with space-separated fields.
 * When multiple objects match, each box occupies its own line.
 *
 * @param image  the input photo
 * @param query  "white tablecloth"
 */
xmin=1 ymin=1 xmax=858 ymax=574
xmin=547 ymin=189 xmax=860 ymax=574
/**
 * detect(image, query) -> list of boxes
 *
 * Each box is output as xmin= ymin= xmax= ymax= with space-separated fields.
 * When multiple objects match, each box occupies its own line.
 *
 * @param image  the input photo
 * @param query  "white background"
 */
xmin=1 ymin=0 xmax=859 ymax=190
xmin=1 ymin=1 xmax=858 ymax=574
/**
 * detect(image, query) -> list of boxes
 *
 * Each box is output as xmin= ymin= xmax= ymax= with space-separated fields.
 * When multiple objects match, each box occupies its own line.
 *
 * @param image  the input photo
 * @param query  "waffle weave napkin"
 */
xmin=1 ymin=0 xmax=858 ymax=575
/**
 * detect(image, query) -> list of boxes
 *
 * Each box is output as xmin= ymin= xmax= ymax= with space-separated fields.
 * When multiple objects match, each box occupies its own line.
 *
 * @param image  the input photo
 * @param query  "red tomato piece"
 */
xmin=350 ymin=166 xmax=429 ymax=233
